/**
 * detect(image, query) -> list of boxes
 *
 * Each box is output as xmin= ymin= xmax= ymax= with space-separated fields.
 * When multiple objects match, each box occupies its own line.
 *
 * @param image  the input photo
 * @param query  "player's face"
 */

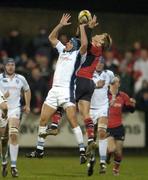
xmin=92 ymin=35 xmax=105 ymax=47
xmin=96 ymin=61 xmax=104 ymax=71
xmin=5 ymin=63 xmax=15 ymax=75
xmin=65 ymin=41 xmax=73 ymax=51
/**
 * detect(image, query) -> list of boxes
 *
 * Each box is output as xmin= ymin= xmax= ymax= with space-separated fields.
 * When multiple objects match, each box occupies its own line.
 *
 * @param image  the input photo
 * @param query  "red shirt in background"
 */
xmin=108 ymin=91 xmax=133 ymax=128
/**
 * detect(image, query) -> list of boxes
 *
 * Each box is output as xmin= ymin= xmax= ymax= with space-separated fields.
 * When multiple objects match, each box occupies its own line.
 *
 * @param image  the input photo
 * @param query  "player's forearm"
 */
xmin=79 ymin=24 xmax=88 ymax=54
xmin=85 ymin=26 xmax=92 ymax=43
xmin=24 ymin=89 xmax=31 ymax=107
xmin=48 ymin=23 xmax=63 ymax=45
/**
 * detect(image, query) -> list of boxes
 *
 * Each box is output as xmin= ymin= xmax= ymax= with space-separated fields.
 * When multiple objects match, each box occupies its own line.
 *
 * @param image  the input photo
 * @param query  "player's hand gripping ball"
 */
xmin=78 ymin=10 xmax=92 ymax=24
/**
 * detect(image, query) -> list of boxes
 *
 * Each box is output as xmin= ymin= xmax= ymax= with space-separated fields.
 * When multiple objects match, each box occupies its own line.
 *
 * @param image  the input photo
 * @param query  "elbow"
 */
xmin=82 ymin=44 xmax=88 ymax=51
xmin=48 ymin=35 xmax=52 ymax=42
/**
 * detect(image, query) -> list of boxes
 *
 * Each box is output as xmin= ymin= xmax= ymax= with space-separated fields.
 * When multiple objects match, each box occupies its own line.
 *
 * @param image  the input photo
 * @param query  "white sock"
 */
xmin=38 ymin=126 xmax=47 ymax=134
xmin=98 ymin=139 xmax=107 ymax=163
xmin=10 ymin=144 xmax=19 ymax=167
xmin=73 ymin=126 xmax=85 ymax=151
xmin=37 ymin=136 xmax=45 ymax=151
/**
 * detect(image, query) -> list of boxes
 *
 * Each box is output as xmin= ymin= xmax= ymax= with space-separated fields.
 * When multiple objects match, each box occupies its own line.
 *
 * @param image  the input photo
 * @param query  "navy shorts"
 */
xmin=75 ymin=77 xmax=95 ymax=102
xmin=107 ymin=125 xmax=125 ymax=141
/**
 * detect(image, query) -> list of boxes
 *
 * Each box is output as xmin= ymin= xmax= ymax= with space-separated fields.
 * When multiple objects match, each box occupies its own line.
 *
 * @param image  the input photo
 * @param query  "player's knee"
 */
xmin=98 ymin=129 xmax=107 ymax=139
xmin=98 ymin=123 xmax=107 ymax=139
xmin=9 ymin=127 xmax=18 ymax=142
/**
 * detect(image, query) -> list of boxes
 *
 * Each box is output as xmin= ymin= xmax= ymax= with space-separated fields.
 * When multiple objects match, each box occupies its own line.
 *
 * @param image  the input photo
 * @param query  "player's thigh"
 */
xmin=44 ymin=88 xmax=58 ymax=110
xmin=107 ymin=136 xmax=116 ymax=152
xmin=98 ymin=105 xmax=109 ymax=127
xmin=65 ymin=105 xmax=78 ymax=128
xmin=40 ymin=103 xmax=57 ymax=121
xmin=8 ymin=109 xmax=20 ymax=129
xmin=90 ymin=109 xmax=99 ymax=125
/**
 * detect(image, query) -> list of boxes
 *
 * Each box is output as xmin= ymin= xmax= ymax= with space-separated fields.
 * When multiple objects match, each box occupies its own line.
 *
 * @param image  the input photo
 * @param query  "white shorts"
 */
xmin=90 ymin=105 xmax=109 ymax=125
xmin=8 ymin=107 xmax=21 ymax=119
xmin=44 ymin=86 xmax=75 ymax=110
xmin=0 ymin=91 xmax=7 ymax=127
xmin=0 ymin=109 xmax=7 ymax=128
xmin=0 ymin=90 xmax=7 ymax=104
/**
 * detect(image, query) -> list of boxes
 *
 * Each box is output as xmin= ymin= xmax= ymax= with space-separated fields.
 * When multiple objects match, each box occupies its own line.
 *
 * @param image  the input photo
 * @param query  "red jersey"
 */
xmin=76 ymin=44 xmax=103 ymax=79
xmin=108 ymin=91 xmax=133 ymax=128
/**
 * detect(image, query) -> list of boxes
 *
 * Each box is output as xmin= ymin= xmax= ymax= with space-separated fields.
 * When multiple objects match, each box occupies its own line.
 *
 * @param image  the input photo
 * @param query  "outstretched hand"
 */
xmin=60 ymin=13 xmax=71 ymax=26
xmin=88 ymin=15 xmax=99 ymax=29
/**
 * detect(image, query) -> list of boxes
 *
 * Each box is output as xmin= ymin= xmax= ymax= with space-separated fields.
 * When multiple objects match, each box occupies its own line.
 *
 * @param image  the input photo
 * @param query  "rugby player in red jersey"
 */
xmin=107 ymin=75 xmax=136 ymax=175
xmin=75 ymin=17 xmax=112 ymax=156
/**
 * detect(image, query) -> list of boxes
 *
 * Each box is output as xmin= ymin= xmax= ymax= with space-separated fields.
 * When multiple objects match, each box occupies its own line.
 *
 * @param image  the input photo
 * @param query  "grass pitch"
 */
xmin=3 ymin=156 xmax=148 ymax=180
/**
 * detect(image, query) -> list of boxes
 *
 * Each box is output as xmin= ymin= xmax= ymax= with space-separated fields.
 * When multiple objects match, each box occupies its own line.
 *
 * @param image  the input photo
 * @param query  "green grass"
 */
xmin=4 ymin=156 xmax=148 ymax=180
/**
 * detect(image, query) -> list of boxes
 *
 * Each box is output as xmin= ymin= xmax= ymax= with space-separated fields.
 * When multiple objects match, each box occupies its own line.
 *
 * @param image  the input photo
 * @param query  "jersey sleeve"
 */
xmin=122 ymin=92 xmax=131 ymax=106
xmin=19 ymin=75 xmax=30 ymax=91
xmin=55 ymin=41 xmax=65 ymax=53
xmin=109 ymin=71 xmax=115 ymax=83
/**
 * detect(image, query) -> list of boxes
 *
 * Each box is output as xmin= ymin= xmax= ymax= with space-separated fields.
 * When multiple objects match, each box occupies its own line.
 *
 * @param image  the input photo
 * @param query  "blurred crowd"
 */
xmin=0 ymin=28 xmax=147 ymax=114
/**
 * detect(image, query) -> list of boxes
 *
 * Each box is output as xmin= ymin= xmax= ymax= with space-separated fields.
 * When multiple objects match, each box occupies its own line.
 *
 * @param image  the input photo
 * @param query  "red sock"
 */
xmin=84 ymin=118 xmax=94 ymax=142
xmin=114 ymin=154 xmax=122 ymax=170
xmin=51 ymin=111 xmax=62 ymax=127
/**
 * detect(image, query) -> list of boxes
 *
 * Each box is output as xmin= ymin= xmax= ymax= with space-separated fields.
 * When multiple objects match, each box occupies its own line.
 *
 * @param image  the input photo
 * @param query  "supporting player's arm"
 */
xmin=79 ymin=24 xmax=88 ymax=55
xmin=23 ymin=89 xmax=31 ymax=114
xmin=48 ymin=13 xmax=71 ymax=47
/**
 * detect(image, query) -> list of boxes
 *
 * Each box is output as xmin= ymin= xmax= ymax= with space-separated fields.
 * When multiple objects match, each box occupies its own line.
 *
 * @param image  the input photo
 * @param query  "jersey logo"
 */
xmin=2 ymin=79 xmax=8 ymax=83
xmin=16 ymin=79 xmax=19 ymax=84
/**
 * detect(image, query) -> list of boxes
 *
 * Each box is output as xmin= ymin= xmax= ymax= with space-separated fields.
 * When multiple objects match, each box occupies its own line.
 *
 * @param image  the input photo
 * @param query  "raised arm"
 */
xmin=48 ymin=13 xmax=71 ymax=47
xmin=79 ymin=24 xmax=88 ymax=55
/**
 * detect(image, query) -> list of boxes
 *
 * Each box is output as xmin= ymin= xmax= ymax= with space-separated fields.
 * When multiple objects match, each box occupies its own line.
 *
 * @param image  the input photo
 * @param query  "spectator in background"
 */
xmin=120 ymin=50 xmax=135 ymax=75
xmin=119 ymin=50 xmax=135 ymax=96
xmin=136 ymin=80 xmax=148 ymax=112
xmin=29 ymin=67 xmax=49 ymax=114
xmin=104 ymin=49 xmax=119 ymax=74
xmin=134 ymin=48 xmax=148 ymax=92
xmin=31 ymin=27 xmax=54 ymax=64
xmin=0 ymin=50 xmax=8 ymax=72
xmin=3 ymin=29 xmax=23 ymax=58
xmin=132 ymin=41 xmax=141 ymax=59
xmin=35 ymin=53 xmax=51 ymax=81
xmin=15 ymin=52 xmax=29 ymax=74
xmin=119 ymin=65 xmax=135 ymax=97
